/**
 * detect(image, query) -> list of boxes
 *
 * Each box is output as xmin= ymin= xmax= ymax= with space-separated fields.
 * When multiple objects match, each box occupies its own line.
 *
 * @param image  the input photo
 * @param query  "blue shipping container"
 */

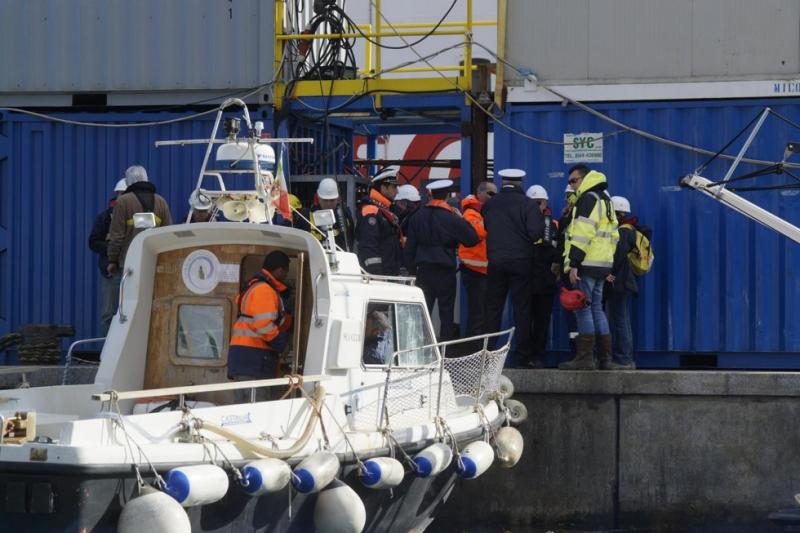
xmin=0 ymin=108 xmax=276 ymax=347
xmin=496 ymin=97 xmax=800 ymax=365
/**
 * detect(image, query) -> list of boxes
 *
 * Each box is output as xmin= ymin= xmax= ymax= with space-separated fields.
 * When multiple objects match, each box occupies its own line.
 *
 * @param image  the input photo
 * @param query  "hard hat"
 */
xmin=288 ymin=194 xmax=302 ymax=210
xmin=611 ymin=195 xmax=631 ymax=213
xmin=317 ymin=178 xmax=339 ymax=200
xmin=395 ymin=184 xmax=421 ymax=202
xmin=371 ymin=165 xmax=400 ymax=185
xmin=114 ymin=178 xmax=128 ymax=192
xmin=526 ymin=185 xmax=548 ymax=200
xmin=559 ymin=287 xmax=590 ymax=311
xmin=426 ymin=179 xmax=453 ymax=191
xmin=497 ymin=168 xmax=526 ymax=181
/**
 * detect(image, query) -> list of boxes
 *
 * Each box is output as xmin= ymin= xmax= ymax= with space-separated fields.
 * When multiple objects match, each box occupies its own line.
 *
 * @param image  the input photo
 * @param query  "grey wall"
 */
xmin=506 ymin=0 xmax=800 ymax=84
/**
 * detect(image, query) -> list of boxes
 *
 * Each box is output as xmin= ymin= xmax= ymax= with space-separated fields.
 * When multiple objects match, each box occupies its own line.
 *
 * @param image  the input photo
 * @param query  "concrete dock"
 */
xmin=438 ymin=369 xmax=800 ymax=532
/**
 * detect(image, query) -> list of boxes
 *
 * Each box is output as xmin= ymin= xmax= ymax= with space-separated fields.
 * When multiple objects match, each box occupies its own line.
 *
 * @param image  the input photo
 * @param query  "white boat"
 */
xmin=0 ymin=100 xmax=523 ymax=532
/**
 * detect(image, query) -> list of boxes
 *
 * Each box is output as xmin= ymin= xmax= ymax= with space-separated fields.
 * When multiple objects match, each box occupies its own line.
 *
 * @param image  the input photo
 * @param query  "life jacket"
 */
xmin=458 ymin=195 xmax=488 ymax=274
xmin=230 ymin=269 xmax=287 ymax=351
xmin=620 ymin=222 xmax=654 ymax=275
xmin=564 ymin=171 xmax=619 ymax=272
xmin=360 ymin=188 xmax=399 ymax=227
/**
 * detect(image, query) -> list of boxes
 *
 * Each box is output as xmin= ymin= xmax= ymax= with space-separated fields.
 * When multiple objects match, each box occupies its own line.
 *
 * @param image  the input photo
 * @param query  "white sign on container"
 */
xmin=563 ymin=133 xmax=603 ymax=163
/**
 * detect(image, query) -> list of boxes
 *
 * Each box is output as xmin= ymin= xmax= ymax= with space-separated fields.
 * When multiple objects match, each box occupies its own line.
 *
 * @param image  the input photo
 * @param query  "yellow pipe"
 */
xmin=276 ymin=28 xmax=467 ymax=40
xmin=495 ymin=0 xmax=507 ymax=108
xmin=464 ymin=0 xmax=473 ymax=92
xmin=375 ymin=0 xmax=382 ymax=108
xmin=274 ymin=0 xmax=285 ymax=108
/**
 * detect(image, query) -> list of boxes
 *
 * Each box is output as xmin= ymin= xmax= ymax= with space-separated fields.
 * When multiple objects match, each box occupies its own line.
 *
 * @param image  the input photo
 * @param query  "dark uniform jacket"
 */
xmin=531 ymin=208 xmax=560 ymax=294
xmin=403 ymin=200 xmax=479 ymax=274
xmin=88 ymin=199 xmax=116 ymax=277
xmin=356 ymin=189 xmax=401 ymax=275
xmin=609 ymin=214 xmax=640 ymax=295
xmin=296 ymin=203 xmax=355 ymax=252
xmin=482 ymin=184 xmax=545 ymax=264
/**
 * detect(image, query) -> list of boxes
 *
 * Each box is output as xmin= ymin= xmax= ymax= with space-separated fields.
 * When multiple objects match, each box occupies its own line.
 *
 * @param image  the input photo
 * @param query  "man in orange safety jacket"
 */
xmin=228 ymin=251 xmax=293 ymax=384
xmin=458 ymin=181 xmax=497 ymax=339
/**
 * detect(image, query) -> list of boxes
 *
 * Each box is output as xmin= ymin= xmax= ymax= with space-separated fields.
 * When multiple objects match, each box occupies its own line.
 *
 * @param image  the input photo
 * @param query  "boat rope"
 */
xmin=199 ymin=433 xmax=245 ymax=486
xmin=317 ymin=398 xmax=367 ymax=474
xmin=473 ymin=404 xmax=495 ymax=444
xmin=109 ymin=394 xmax=166 ymax=490
xmin=380 ymin=425 xmax=417 ymax=474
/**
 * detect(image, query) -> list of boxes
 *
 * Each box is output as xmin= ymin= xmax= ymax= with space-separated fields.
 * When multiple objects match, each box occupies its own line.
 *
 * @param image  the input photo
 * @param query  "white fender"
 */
xmin=497 ymin=375 xmax=514 ymax=398
xmin=413 ymin=443 xmax=453 ymax=478
xmin=163 ymin=464 xmax=229 ymax=507
xmin=241 ymin=458 xmax=292 ymax=496
xmin=292 ymin=451 xmax=340 ymax=494
xmin=494 ymin=426 xmax=524 ymax=468
xmin=456 ymin=440 xmax=495 ymax=479
xmin=119 ymin=486 xmax=190 ymax=533
xmin=505 ymin=399 xmax=529 ymax=425
xmin=360 ymin=457 xmax=405 ymax=489
xmin=313 ymin=479 xmax=366 ymax=533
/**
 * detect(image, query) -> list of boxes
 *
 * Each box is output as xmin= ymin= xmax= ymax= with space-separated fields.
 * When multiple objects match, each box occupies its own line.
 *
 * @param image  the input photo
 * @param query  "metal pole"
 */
xmin=719 ymin=108 xmax=771 ymax=190
xmin=435 ymin=343 xmax=447 ymax=418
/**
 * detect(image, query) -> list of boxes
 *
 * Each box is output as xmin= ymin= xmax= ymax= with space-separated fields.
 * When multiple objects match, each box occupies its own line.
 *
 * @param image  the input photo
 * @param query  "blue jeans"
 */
xmin=100 ymin=272 xmax=121 ymax=335
xmin=606 ymin=291 xmax=634 ymax=364
xmin=574 ymin=274 xmax=610 ymax=336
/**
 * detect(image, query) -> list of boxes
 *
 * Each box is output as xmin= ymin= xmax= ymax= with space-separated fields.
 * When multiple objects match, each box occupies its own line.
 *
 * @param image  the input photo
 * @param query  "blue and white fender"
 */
xmin=360 ymin=456 xmax=405 ymax=489
xmin=456 ymin=440 xmax=495 ymax=479
xmin=413 ymin=443 xmax=453 ymax=478
xmin=240 ymin=458 xmax=292 ymax=495
xmin=292 ymin=451 xmax=340 ymax=494
xmin=163 ymin=464 xmax=229 ymax=507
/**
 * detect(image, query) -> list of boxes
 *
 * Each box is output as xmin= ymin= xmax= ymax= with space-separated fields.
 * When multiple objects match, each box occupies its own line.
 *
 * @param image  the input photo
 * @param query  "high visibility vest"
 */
xmin=564 ymin=190 xmax=619 ymax=272
xmin=458 ymin=201 xmax=488 ymax=274
xmin=230 ymin=270 xmax=286 ymax=351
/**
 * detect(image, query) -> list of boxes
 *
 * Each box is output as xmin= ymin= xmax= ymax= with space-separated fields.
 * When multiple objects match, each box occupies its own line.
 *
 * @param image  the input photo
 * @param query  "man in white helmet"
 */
xmin=296 ymin=177 xmax=354 ymax=251
xmin=392 ymin=184 xmax=422 ymax=233
xmin=88 ymin=177 xmax=128 ymax=334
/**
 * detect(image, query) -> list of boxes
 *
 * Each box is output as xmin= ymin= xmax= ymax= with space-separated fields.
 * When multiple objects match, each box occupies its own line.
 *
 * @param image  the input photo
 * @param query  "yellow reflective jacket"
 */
xmin=564 ymin=171 xmax=619 ymax=275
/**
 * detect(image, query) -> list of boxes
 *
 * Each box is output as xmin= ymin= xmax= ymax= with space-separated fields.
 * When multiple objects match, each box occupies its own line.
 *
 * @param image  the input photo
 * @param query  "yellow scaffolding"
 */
xmin=273 ymin=0 xmax=496 ymax=109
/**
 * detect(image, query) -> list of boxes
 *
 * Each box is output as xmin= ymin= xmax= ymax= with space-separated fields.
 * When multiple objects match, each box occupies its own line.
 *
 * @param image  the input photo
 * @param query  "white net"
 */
xmin=443 ymin=345 xmax=510 ymax=400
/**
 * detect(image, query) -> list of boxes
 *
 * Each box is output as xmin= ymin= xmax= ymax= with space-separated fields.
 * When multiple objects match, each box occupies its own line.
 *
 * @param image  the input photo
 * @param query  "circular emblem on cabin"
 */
xmin=182 ymin=250 xmax=221 ymax=294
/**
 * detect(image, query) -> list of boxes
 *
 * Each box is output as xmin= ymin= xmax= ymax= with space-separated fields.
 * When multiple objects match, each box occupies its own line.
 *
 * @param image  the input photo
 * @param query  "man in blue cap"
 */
xmin=404 ymin=179 xmax=478 ymax=340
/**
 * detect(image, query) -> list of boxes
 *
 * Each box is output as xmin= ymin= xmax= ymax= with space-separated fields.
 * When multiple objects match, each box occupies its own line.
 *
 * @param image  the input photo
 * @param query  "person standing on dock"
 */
xmin=88 ymin=178 xmax=128 ymax=334
xmin=482 ymin=169 xmax=545 ymax=367
xmin=559 ymin=168 xmax=619 ymax=370
xmin=404 ymin=179 xmax=478 ymax=341
xmin=295 ymin=177 xmax=355 ymax=251
xmin=356 ymin=166 xmax=402 ymax=275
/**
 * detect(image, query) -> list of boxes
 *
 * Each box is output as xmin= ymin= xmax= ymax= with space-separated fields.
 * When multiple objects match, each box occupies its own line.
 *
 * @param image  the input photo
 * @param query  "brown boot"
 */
xmin=598 ymin=334 xmax=635 ymax=370
xmin=558 ymin=334 xmax=597 ymax=370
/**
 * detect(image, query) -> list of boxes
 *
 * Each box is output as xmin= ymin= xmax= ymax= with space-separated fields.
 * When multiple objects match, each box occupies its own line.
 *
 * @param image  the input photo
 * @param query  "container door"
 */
xmin=0 ymin=120 xmax=8 ymax=335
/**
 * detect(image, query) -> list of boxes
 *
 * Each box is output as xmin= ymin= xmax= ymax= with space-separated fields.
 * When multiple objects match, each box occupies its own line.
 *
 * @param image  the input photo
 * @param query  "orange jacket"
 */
xmin=231 ymin=269 xmax=289 ymax=351
xmin=458 ymin=195 xmax=488 ymax=274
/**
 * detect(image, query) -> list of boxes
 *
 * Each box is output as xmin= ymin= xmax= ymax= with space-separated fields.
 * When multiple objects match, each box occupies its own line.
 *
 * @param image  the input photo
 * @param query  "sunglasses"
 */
xmin=568 ymin=178 xmax=580 ymax=185
xmin=486 ymin=191 xmax=496 ymax=197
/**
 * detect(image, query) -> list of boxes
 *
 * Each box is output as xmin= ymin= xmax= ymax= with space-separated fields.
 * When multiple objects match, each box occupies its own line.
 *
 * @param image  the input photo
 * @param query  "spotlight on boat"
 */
xmin=188 ymin=190 xmax=213 ymax=211
xmin=217 ymin=197 xmax=249 ymax=222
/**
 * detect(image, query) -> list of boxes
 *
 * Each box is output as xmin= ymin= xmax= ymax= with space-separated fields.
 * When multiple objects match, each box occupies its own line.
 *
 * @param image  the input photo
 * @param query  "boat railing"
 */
xmin=331 ymin=271 xmax=416 ymax=286
xmin=374 ymin=328 xmax=514 ymax=429
xmin=91 ymin=374 xmax=328 ymax=408
xmin=62 ymin=337 xmax=106 ymax=385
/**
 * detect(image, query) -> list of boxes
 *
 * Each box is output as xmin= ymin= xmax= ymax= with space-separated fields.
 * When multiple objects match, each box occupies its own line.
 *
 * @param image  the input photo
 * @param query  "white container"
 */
xmin=413 ymin=443 xmax=453 ymax=478
xmin=360 ymin=457 xmax=405 ymax=489
xmin=456 ymin=440 xmax=495 ymax=479
xmin=163 ymin=464 xmax=230 ymax=507
xmin=241 ymin=458 xmax=292 ymax=495
xmin=292 ymin=452 xmax=340 ymax=494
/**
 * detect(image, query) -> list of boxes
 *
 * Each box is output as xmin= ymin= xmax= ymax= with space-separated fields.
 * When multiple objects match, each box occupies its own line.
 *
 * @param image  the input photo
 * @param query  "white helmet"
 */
xmin=317 ymin=178 xmax=339 ymax=200
xmin=395 ymin=184 xmax=421 ymax=202
xmin=526 ymin=185 xmax=548 ymax=200
xmin=611 ymin=195 xmax=631 ymax=213
xmin=114 ymin=178 xmax=128 ymax=192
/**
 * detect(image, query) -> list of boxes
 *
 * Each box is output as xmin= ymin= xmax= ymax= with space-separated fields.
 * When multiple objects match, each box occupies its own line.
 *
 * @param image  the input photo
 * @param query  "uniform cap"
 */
xmin=395 ymin=184 xmax=421 ymax=202
xmin=371 ymin=165 xmax=400 ymax=185
xmin=526 ymin=185 xmax=549 ymax=200
xmin=611 ymin=195 xmax=631 ymax=213
xmin=498 ymin=168 xmax=526 ymax=181
xmin=426 ymin=179 xmax=454 ymax=191
xmin=317 ymin=178 xmax=340 ymax=200
xmin=114 ymin=178 xmax=128 ymax=192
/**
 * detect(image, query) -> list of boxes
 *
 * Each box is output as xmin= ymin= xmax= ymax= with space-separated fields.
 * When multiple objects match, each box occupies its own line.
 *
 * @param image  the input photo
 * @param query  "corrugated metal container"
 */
xmin=0 ymin=108 xmax=274 ymax=344
xmin=495 ymin=97 xmax=800 ymax=361
xmin=506 ymin=0 xmax=800 ymax=85
xmin=0 ymin=0 xmax=274 ymax=103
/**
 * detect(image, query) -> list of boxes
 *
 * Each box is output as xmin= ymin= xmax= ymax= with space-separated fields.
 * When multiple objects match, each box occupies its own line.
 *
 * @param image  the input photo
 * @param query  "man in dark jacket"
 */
xmin=605 ymin=195 xmax=639 ymax=369
xmin=404 ymin=179 xmax=478 ymax=340
xmin=88 ymin=178 xmax=127 ymax=334
xmin=526 ymin=185 xmax=559 ymax=368
xmin=356 ymin=166 xmax=401 ymax=275
xmin=482 ymin=169 xmax=545 ymax=366
xmin=296 ymin=178 xmax=355 ymax=251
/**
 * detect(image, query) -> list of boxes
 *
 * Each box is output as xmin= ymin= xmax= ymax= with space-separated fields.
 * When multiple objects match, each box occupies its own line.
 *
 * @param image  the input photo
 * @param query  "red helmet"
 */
xmin=560 ymin=287 xmax=589 ymax=311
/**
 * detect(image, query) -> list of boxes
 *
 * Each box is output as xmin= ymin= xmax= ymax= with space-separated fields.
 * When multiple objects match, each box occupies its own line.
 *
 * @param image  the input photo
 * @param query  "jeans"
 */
xmin=100 ymin=271 xmax=121 ymax=335
xmin=606 ymin=291 xmax=634 ymax=364
xmin=574 ymin=274 xmax=610 ymax=336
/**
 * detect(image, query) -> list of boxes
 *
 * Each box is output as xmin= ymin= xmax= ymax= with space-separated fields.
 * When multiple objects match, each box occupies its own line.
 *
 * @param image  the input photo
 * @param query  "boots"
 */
xmin=558 ymin=334 xmax=597 ymax=370
xmin=598 ymin=334 xmax=635 ymax=370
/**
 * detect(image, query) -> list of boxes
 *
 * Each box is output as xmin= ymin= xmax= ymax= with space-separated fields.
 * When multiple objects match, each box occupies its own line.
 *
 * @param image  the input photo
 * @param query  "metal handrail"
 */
xmin=331 ymin=271 xmax=416 ymax=286
xmin=390 ymin=327 xmax=515 ymax=360
xmin=117 ymin=268 xmax=132 ymax=324
xmin=62 ymin=337 xmax=106 ymax=385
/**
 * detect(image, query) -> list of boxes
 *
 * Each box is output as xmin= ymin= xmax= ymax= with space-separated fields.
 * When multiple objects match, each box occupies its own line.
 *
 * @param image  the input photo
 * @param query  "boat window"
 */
xmin=176 ymin=304 xmax=226 ymax=360
xmin=362 ymin=302 xmax=396 ymax=366
xmin=395 ymin=303 xmax=436 ymax=366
